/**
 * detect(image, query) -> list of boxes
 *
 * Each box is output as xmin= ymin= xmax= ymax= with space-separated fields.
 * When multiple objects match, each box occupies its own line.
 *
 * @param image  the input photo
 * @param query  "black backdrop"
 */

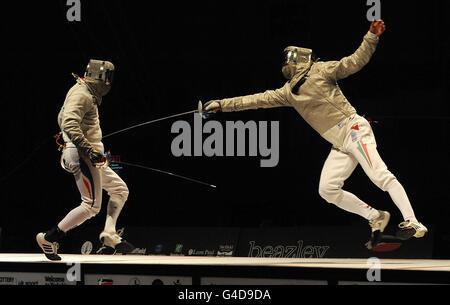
xmin=1 ymin=1 xmax=449 ymax=254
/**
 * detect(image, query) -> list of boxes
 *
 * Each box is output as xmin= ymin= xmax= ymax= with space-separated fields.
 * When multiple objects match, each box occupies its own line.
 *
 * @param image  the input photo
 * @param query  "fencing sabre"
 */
xmin=103 ymin=101 xmax=204 ymax=139
xmin=0 ymin=76 xmax=211 ymax=188
xmin=73 ymin=71 xmax=205 ymax=139
xmin=101 ymin=101 xmax=217 ymax=188
xmin=111 ymin=160 xmax=216 ymax=189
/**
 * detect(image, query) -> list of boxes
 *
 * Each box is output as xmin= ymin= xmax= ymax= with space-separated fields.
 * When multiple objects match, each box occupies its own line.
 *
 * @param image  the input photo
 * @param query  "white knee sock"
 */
xmin=335 ymin=191 xmax=380 ymax=221
xmin=387 ymin=181 xmax=417 ymax=222
xmin=104 ymin=197 xmax=125 ymax=233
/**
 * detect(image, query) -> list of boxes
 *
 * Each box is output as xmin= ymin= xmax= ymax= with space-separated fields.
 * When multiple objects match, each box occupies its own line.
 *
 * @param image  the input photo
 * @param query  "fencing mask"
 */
xmin=282 ymin=47 xmax=316 ymax=87
xmin=84 ymin=59 xmax=115 ymax=97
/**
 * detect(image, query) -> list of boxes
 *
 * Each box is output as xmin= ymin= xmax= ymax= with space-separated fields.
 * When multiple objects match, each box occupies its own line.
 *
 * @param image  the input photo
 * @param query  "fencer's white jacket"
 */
xmin=219 ymin=31 xmax=379 ymax=148
xmin=58 ymin=80 xmax=102 ymax=157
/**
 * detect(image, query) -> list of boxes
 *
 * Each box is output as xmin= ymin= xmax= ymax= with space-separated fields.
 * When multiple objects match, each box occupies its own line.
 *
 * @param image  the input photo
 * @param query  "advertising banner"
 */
xmin=84 ymin=274 xmax=192 ymax=285
xmin=235 ymin=226 xmax=434 ymax=259
xmin=0 ymin=272 xmax=77 ymax=286
xmin=59 ymin=225 xmax=434 ymax=259
xmin=64 ymin=226 xmax=240 ymax=257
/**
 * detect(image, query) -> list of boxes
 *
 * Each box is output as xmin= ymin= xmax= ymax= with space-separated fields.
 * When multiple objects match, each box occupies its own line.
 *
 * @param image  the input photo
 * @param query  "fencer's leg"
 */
xmin=349 ymin=139 xmax=427 ymax=238
xmin=387 ymin=181 xmax=417 ymax=222
xmin=57 ymin=156 xmax=103 ymax=232
xmin=101 ymin=167 xmax=129 ymax=233
xmin=98 ymin=167 xmax=133 ymax=252
xmin=319 ymin=148 xmax=381 ymax=221
xmin=349 ymin=140 xmax=417 ymax=221
xmin=37 ymin=148 xmax=102 ymax=260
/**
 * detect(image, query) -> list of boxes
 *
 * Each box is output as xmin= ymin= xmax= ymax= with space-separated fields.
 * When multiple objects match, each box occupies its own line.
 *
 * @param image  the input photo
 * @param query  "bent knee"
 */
xmin=81 ymin=201 xmax=101 ymax=218
xmin=115 ymin=185 xmax=129 ymax=202
xmin=319 ymin=185 xmax=343 ymax=204
xmin=109 ymin=183 xmax=129 ymax=203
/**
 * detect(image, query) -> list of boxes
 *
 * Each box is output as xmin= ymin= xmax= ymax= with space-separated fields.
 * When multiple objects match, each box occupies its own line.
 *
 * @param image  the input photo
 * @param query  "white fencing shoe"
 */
xmin=36 ymin=232 xmax=61 ymax=261
xmin=397 ymin=220 xmax=428 ymax=240
xmin=369 ymin=210 xmax=391 ymax=233
xmin=99 ymin=231 xmax=135 ymax=254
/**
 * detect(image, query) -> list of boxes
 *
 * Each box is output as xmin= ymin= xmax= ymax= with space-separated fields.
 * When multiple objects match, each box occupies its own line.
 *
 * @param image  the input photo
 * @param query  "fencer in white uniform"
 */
xmin=36 ymin=60 xmax=134 ymax=260
xmin=203 ymin=21 xmax=428 ymax=241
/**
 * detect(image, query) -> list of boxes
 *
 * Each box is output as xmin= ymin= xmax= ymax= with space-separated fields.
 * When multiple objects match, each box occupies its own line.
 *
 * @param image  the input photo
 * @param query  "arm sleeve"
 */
xmin=61 ymin=93 xmax=95 ymax=157
xmin=321 ymin=31 xmax=379 ymax=81
xmin=220 ymin=87 xmax=290 ymax=112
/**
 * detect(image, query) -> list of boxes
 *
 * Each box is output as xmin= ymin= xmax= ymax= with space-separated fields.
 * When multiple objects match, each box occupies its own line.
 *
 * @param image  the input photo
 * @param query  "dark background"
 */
xmin=0 ymin=1 xmax=449 ymax=255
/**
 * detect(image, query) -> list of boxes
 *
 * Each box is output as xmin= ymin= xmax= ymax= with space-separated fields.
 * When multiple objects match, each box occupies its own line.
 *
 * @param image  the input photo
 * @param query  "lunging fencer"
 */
xmin=202 ymin=20 xmax=428 ymax=240
xmin=36 ymin=60 xmax=134 ymax=260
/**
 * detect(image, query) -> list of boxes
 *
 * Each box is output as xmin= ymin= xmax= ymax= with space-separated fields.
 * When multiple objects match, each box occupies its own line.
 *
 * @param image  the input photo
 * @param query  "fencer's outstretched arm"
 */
xmin=204 ymin=21 xmax=386 ymax=115
xmin=221 ymin=88 xmax=290 ymax=112
xmin=321 ymin=20 xmax=386 ymax=81
xmin=204 ymin=88 xmax=290 ymax=114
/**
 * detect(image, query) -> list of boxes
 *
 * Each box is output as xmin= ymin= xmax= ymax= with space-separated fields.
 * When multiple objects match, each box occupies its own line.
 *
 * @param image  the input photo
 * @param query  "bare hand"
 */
xmin=370 ymin=19 xmax=386 ymax=37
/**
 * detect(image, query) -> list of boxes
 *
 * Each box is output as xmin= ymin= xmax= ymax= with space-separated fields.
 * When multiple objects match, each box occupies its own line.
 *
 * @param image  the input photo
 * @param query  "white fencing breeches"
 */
xmin=58 ymin=142 xmax=129 ymax=233
xmin=319 ymin=115 xmax=417 ymax=222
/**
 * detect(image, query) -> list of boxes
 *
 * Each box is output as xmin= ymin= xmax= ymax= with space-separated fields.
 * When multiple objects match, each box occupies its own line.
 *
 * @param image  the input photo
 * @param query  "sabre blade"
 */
xmin=103 ymin=109 xmax=199 ymax=139
xmin=114 ymin=161 xmax=217 ymax=189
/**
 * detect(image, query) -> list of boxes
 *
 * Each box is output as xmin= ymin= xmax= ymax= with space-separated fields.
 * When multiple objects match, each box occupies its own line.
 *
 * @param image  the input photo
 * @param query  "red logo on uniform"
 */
xmin=351 ymin=124 xmax=360 ymax=131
